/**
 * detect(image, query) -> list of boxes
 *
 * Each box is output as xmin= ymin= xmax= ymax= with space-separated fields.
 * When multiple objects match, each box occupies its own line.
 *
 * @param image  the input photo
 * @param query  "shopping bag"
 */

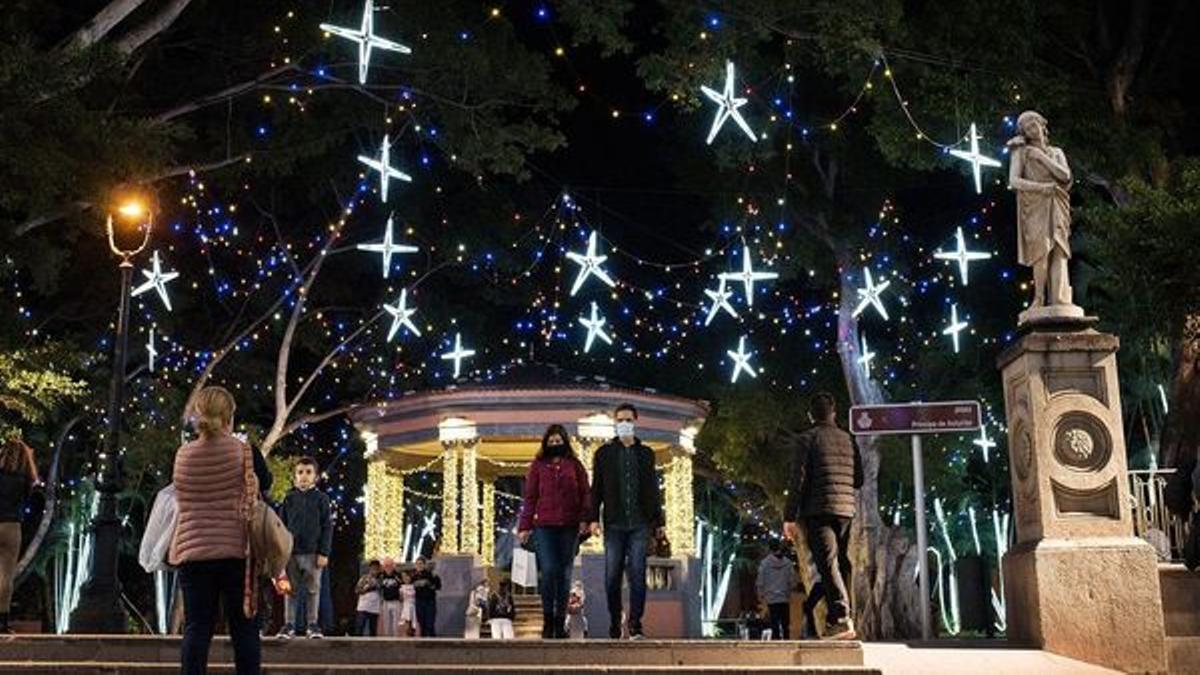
xmin=139 ymin=484 xmax=177 ymax=573
xmin=512 ymin=547 xmax=538 ymax=588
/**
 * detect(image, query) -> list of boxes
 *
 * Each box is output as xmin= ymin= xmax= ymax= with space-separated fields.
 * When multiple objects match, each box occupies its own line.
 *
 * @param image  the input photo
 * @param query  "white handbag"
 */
xmin=511 ymin=547 xmax=538 ymax=588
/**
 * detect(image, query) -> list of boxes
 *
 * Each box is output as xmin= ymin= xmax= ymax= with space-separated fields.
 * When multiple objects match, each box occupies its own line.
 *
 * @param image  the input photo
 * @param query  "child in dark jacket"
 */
xmin=411 ymin=556 xmax=442 ymax=636
xmin=277 ymin=456 xmax=333 ymax=639
xmin=487 ymin=580 xmax=517 ymax=640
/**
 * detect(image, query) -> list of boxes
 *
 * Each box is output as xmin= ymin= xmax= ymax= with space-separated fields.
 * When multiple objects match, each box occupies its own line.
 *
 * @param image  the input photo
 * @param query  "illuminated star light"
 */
xmin=857 ymin=333 xmax=876 ymax=378
xmin=146 ymin=327 xmax=159 ymax=372
xmin=973 ymin=426 xmax=997 ymax=463
xmin=358 ymin=134 xmax=412 ymax=203
xmin=131 ymin=250 xmax=180 ymax=311
xmin=852 ymin=267 xmax=891 ymax=321
xmin=440 ymin=332 xmax=475 ymax=379
xmin=934 ymin=226 xmax=992 ymax=286
xmin=726 ymin=335 xmax=758 ymax=383
xmin=700 ymin=60 xmax=757 ymax=144
xmin=383 ymin=288 xmax=420 ymax=341
xmin=565 ymin=231 xmax=616 ymax=296
xmin=319 ymin=0 xmax=412 ymax=85
xmin=948 ymin=122 xmax=1002 ymax=194
xmin=702 ymin=278 xmax=738 ymax=325
xmin=357 ymin=213 xmax=418 ymax=278
xmin=718 ymin=247 xmax=778 ymax=308
xmin=578 ymin=302 xmax=612 ymax=353
xmin=942 ymin=303 xmax=969 ymax=353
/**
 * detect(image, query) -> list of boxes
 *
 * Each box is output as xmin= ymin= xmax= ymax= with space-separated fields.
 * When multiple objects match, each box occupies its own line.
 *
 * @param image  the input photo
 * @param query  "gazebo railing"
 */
xmin=1128 ymin=468 xmax=1186 ymax=563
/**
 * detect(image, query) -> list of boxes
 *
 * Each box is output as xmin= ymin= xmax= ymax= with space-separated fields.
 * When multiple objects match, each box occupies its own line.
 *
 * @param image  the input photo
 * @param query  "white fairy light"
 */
xmin=382 ymin=288 xmax=420 ymax=341
xmin=726 ymin=335 xmax=758 ymax=383
xmin=565 ymin=231 xmax=616 ymax=296
xmin=131 ymin=250 xmax=180 ymax=311
xmin=851 ymin=267 xmax=891 ymax=321
xmin=857 ymin=332 xmax=876 ymax=378
xmin=357 ymin=134 xmax=412 ymax=203
xmin=146 ymin=327 xmax=158 ymax=372
xmin=700 ymin=60 xmax=757 ymax=144
xmin=973 ymin=426 xmax=997 ymax=463
xmin=933 ymin=226 xmax=992 ymax=286
xmin=440 ymin=332 xmax=475 ymax=379
xmin=357 ymin=213 xmax=418 ymax=278
xmin=319 ymin=0 xmax=412 ymax=85
xmin=942 ymin=303 xmax=969 ymax=353
xmin=578 ymin=301 xmax=612 ymax=353
xmin=948 ymin=122 xmax=1001 ymax=194
xmin=718 ymin=247 xmax=778 ymax=308
xmin=702 ymin=278 xmax=738 ymax=325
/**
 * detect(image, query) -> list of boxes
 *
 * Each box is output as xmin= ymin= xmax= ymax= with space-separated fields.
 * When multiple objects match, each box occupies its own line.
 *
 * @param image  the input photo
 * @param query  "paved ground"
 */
xmin=864 ymin=642 xmax=1120 ymax=675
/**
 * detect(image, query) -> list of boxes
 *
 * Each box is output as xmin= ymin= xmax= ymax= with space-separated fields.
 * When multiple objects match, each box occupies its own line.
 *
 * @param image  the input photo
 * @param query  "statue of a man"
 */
xmin=1007 ymin=111 xmax=1076 ymax=315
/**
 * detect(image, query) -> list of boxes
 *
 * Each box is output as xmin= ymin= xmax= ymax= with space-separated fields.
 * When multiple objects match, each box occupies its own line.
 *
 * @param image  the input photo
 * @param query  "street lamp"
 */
xmin=69 ymin=197 xmax=152 ymax=633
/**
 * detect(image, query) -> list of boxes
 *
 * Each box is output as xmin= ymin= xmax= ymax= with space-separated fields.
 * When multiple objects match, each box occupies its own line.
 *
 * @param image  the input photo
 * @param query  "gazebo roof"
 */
xmin=351 ymin=363 xmax=708 ymax=468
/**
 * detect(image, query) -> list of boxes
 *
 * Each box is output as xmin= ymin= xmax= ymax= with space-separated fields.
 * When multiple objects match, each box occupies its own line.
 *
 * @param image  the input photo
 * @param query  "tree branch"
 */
xmin=153 ymin=63 xmax=300 ymax=124
xmin=1104 ymin=0 xmax=1148 ymax=116
xmin=65 ymin=0 xmax=151 ymax=50
xmin=145 ymin=152 xmax=253 ymax=182
xmin=280 ymin=404 xmax=361 ymax=439
xmin=285 ymin=308 xmax=384 ymax=420
xmin=13 ymin=202 xmax=94 ymax=237
xmin=114 ymin=0 xmax=194 ymax=55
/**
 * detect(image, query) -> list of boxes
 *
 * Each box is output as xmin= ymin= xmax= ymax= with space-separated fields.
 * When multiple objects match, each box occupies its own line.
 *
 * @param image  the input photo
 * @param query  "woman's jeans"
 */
xmin=533 ymin=526 xmax=578 ymax=628
xmin=178 ymin=558 xmax=261 ymax=675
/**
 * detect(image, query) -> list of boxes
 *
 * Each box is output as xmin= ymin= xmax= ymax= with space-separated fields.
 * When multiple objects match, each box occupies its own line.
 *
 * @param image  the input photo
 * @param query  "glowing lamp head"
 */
xmin=116 ymin=201 xmax=145 ymax=220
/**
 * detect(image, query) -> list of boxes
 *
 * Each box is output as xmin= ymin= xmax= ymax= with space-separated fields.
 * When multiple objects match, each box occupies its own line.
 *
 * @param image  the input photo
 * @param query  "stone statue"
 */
xmin=1007 ymin=111 xmax=1081 ymax=322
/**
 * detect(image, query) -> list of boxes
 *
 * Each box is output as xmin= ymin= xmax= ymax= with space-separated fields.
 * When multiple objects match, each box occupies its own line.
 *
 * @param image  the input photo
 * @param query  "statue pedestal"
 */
xmin=998 ymin=328 xmax=1166 ymax=674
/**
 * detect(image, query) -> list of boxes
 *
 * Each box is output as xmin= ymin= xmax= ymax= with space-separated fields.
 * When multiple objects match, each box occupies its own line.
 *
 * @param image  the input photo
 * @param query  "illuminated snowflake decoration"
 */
xmin=857 ymin=332 xmax=876 ymax=378
xmin=702 ymin=278 xmax=738 ymax=326
xmin=973 ymin=426 xmax=997 ymax=463
xmin=358 ymin=213 xmax=418 ymax=278
xmin=700 ymin=60 xmax=757 ymax=144
xmin=146 ymin=327 xmax=159 ymax=373
xmin=851 ymin=267 xmax=891 ymax=321
xmin=726 ymin=335 xmax=758 ymax=383
xmin=718 ymin=247 xmax=778 ymax=308
xmin=319 ymin=0 xmax=412 ymax=85
xmin=948 ymin=123 xmax=1001 ymax=194
xmin=942 ymin=303 xmax=969 ymax=353
xmin=578 ymin=301 xmax=613 ymax=353
xmin=358 ymin=134 xmax=412 ymax=203
xmin=131 ymin=251 xmax=180 ymax=311
xmin=565 ymin=231 xmax=616 ymax=296
xmin=933 ymin=226 xmax=991 ymax=286
xmin=383 ymin=288 xmax=420 ymax=341
xmin=440 ymin=332 xmax=475 ymax=379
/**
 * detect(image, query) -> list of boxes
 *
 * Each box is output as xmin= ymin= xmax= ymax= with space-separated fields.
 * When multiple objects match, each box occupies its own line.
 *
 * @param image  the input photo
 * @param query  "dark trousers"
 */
xmin=766 ymin=602 xmax=790 ymax=640
xmin=178 ymin=558 xmax=261 ymax=675
xmin=603 ymin=526 xmax=649 ymax=630
xmin=355 ymin=611 xmax=378 ymax=636
xmin=415 ymin=598 xmax=437 ymax=637
xmin=802 ymin=581 xmax=823 ymax=637
xmin=805 ymin=516 xmax=852 ymax=624
xmin=533 ymin=526 xmax=578 ymax=631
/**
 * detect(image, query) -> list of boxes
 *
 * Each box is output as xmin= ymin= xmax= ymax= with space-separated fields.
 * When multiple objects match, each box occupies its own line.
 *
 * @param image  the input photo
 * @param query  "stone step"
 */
xmin=1159 ymin=564 xmax=1200 ymax=637
xmin=0 ymin=663 xmax=877 ymax=674
xmin=0 ymin=637 xmax=866 ymax=669
xmin=1167 ymin=636 xmax=1200 ymax=675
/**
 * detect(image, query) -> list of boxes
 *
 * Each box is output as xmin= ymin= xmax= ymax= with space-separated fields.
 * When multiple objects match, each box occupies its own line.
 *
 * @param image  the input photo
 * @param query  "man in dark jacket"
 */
xmin=782 ymin=392 xmax=863 ymax=640
xmin=277 ymin=456 xmax=333 ymax=639
xmin=588 ymin=403 xmax=664 ymax=640
xmin=412 ymin=556 xmax=442 ymax=636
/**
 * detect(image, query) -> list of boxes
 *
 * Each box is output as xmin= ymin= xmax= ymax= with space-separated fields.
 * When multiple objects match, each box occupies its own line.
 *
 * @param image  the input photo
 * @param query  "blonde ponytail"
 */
xmin=192 ymin=386 xmax=236 ymax=437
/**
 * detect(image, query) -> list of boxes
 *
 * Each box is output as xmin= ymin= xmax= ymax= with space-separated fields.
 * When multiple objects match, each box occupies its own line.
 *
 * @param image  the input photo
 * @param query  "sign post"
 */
xmin=849 ymin=400 xmax=981 ymax=641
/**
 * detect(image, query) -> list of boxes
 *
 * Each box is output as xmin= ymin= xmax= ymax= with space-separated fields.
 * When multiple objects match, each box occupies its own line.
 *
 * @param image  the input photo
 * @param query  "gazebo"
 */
xmin=349 ymin=364 xmax=709 ymax=636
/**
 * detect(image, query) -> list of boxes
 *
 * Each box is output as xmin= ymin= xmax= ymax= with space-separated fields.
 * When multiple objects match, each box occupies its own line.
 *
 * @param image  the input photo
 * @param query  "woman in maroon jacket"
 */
xmin=517 ymin=424 xmax=591 ymax=639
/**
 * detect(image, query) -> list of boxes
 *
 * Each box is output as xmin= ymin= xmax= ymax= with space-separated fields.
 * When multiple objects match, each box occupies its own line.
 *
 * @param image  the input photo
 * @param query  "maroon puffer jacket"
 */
xmin=518 ymin=456 xmax=591 ymax=531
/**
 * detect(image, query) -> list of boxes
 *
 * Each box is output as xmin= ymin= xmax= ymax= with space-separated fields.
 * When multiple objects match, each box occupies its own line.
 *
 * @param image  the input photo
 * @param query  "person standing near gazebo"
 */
xmin=517 ymin=424 xmax=591 ymax=639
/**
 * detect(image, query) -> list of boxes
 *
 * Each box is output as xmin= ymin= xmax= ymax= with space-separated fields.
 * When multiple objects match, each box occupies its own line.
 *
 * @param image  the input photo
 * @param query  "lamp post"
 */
xmin=69 ymin=200 xmax=151 ymax=633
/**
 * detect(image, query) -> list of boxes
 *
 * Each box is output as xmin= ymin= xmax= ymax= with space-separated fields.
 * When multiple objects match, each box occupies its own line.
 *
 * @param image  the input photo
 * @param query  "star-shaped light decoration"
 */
xmin=319 ymin=0 xmax=412 ymax=85
xmin=146 ymin=327 xmax=159 ymax=373
xmin=357 ymin=134 xmax=412 ymax=203
xmin=578 ymin=302 xmax=613 ymax=353
xmin=973 ymin=426 xmax=997 ymax=463
xmin=383 ymin=288 xmax=420 ymax=341
xmin=941 ymin=303 xmax=969 ymax=353
xmin=131 ymin=251 xmax=180 ymax=311
xmin=358 ymin=213 xmax=418 ymax=278
xmin=726 ymin=335 xmax=758 ymax=383
xmin=933 ymin=226 xmax=992 ymax=286
xmin=948 ymin=123 xmax=1002 ymax=194
xmin=700 ymin=60 xmax=757 ymax=144
xmin=440 ymin=332 xmax=475 ymax=379
xmin=702 ymin=278 xmax=739 ymax=326
xmin=565 ymin=231 xmax=616 ymax=296
xmin=851 ymin=267 xmax=891 ymax=321
xmin=857 ymin=333 xmax=876 ymax=378
xmin=718 ymin=247 xmax=778 ymax=308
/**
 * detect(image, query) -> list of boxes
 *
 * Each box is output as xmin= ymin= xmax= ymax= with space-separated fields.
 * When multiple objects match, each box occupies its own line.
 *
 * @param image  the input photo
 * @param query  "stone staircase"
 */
xmin=1160 ymin=564 xmax=1200 ymax=674
xmin=0 ymin=636 xmax=876 ymax=674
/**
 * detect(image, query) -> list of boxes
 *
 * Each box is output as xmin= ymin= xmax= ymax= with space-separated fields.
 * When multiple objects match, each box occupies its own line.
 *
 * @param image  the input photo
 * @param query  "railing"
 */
xmin=1129 ymin=469 xmax=1187 ymax=563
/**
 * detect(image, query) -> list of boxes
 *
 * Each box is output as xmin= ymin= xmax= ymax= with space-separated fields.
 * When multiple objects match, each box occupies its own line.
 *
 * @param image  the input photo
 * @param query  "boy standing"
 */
xmin=376 ymin=558 xmax=403 ymax=637
xmin=278 ymin=457 xmax=333 ymax=639
xmin=411 ymin=556 xmax=442 ymax=637
xmin=354 ymin=560 xmax=382 ymax=636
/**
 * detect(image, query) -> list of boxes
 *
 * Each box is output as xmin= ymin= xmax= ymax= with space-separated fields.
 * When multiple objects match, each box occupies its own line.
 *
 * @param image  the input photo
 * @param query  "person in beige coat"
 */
xmin=171 ymin=386 xmax=260 ymax=674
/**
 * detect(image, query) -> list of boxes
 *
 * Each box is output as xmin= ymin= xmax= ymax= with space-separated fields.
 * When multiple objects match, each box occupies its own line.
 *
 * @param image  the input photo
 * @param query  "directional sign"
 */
xmin=849 ymin=401 xmax=981 ymax=436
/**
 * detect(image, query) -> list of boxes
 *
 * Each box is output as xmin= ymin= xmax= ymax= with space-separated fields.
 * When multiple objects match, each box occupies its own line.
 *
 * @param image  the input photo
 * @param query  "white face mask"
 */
xmin=615 ymin=421 xmax=635 ymax=439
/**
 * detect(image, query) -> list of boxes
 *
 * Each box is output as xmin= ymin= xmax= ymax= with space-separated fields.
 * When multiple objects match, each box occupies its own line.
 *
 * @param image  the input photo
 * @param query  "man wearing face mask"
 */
xmin=277 ymin=457 xmax=333 ymax=639
xmin=588 ymin=403 xmax=664 ymax=640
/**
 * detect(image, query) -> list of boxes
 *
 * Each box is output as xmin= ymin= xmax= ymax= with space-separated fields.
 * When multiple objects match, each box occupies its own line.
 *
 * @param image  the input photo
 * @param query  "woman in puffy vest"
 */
xmin=171 ymin=386 xmax=260 ymax=674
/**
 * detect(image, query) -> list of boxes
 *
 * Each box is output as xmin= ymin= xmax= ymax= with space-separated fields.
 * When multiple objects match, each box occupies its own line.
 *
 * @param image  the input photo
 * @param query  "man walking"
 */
xmin=782 ymin=392 xmax=863 ymax=640
xmin=589 ymin=403 xmax=664 ymax=640
xmin=756 ymin=540 xmax=797 ymax=640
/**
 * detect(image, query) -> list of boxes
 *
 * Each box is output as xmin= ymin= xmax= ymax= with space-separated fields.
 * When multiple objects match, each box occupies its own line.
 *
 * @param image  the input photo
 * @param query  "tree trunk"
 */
xmin=835 ymin=249 xmax=922 ymax=639
xmin=1160 ymin=314 xmax=1200 ymax=468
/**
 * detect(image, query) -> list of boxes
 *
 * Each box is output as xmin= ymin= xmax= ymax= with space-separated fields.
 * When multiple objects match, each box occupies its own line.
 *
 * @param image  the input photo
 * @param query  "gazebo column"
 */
xmin=460 ymin=441 xmax=480 ymax=556
xmin=440 ymin=443 xmax=460 ymax=553
xmin=481 ymin=479 xmax=496 ymax=565
xmin=365 ymin=459 xmax=404 ymax=560
xmin=664 ymin=451 xmax=696 ymax=555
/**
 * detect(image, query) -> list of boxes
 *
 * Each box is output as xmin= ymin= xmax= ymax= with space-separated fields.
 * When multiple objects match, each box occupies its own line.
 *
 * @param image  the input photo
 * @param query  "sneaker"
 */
xmin=822 ymin=618 xmax=856 ymax=641
xmin=608 ymin=623 xmax=622 ymax=640
xmin=307 ymin=628 xmax=324 ymax=639
xmin=629 ymin=623 xmax=645 ymax=640
xmin=276 ymin=627 xmax=295 ymax=640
